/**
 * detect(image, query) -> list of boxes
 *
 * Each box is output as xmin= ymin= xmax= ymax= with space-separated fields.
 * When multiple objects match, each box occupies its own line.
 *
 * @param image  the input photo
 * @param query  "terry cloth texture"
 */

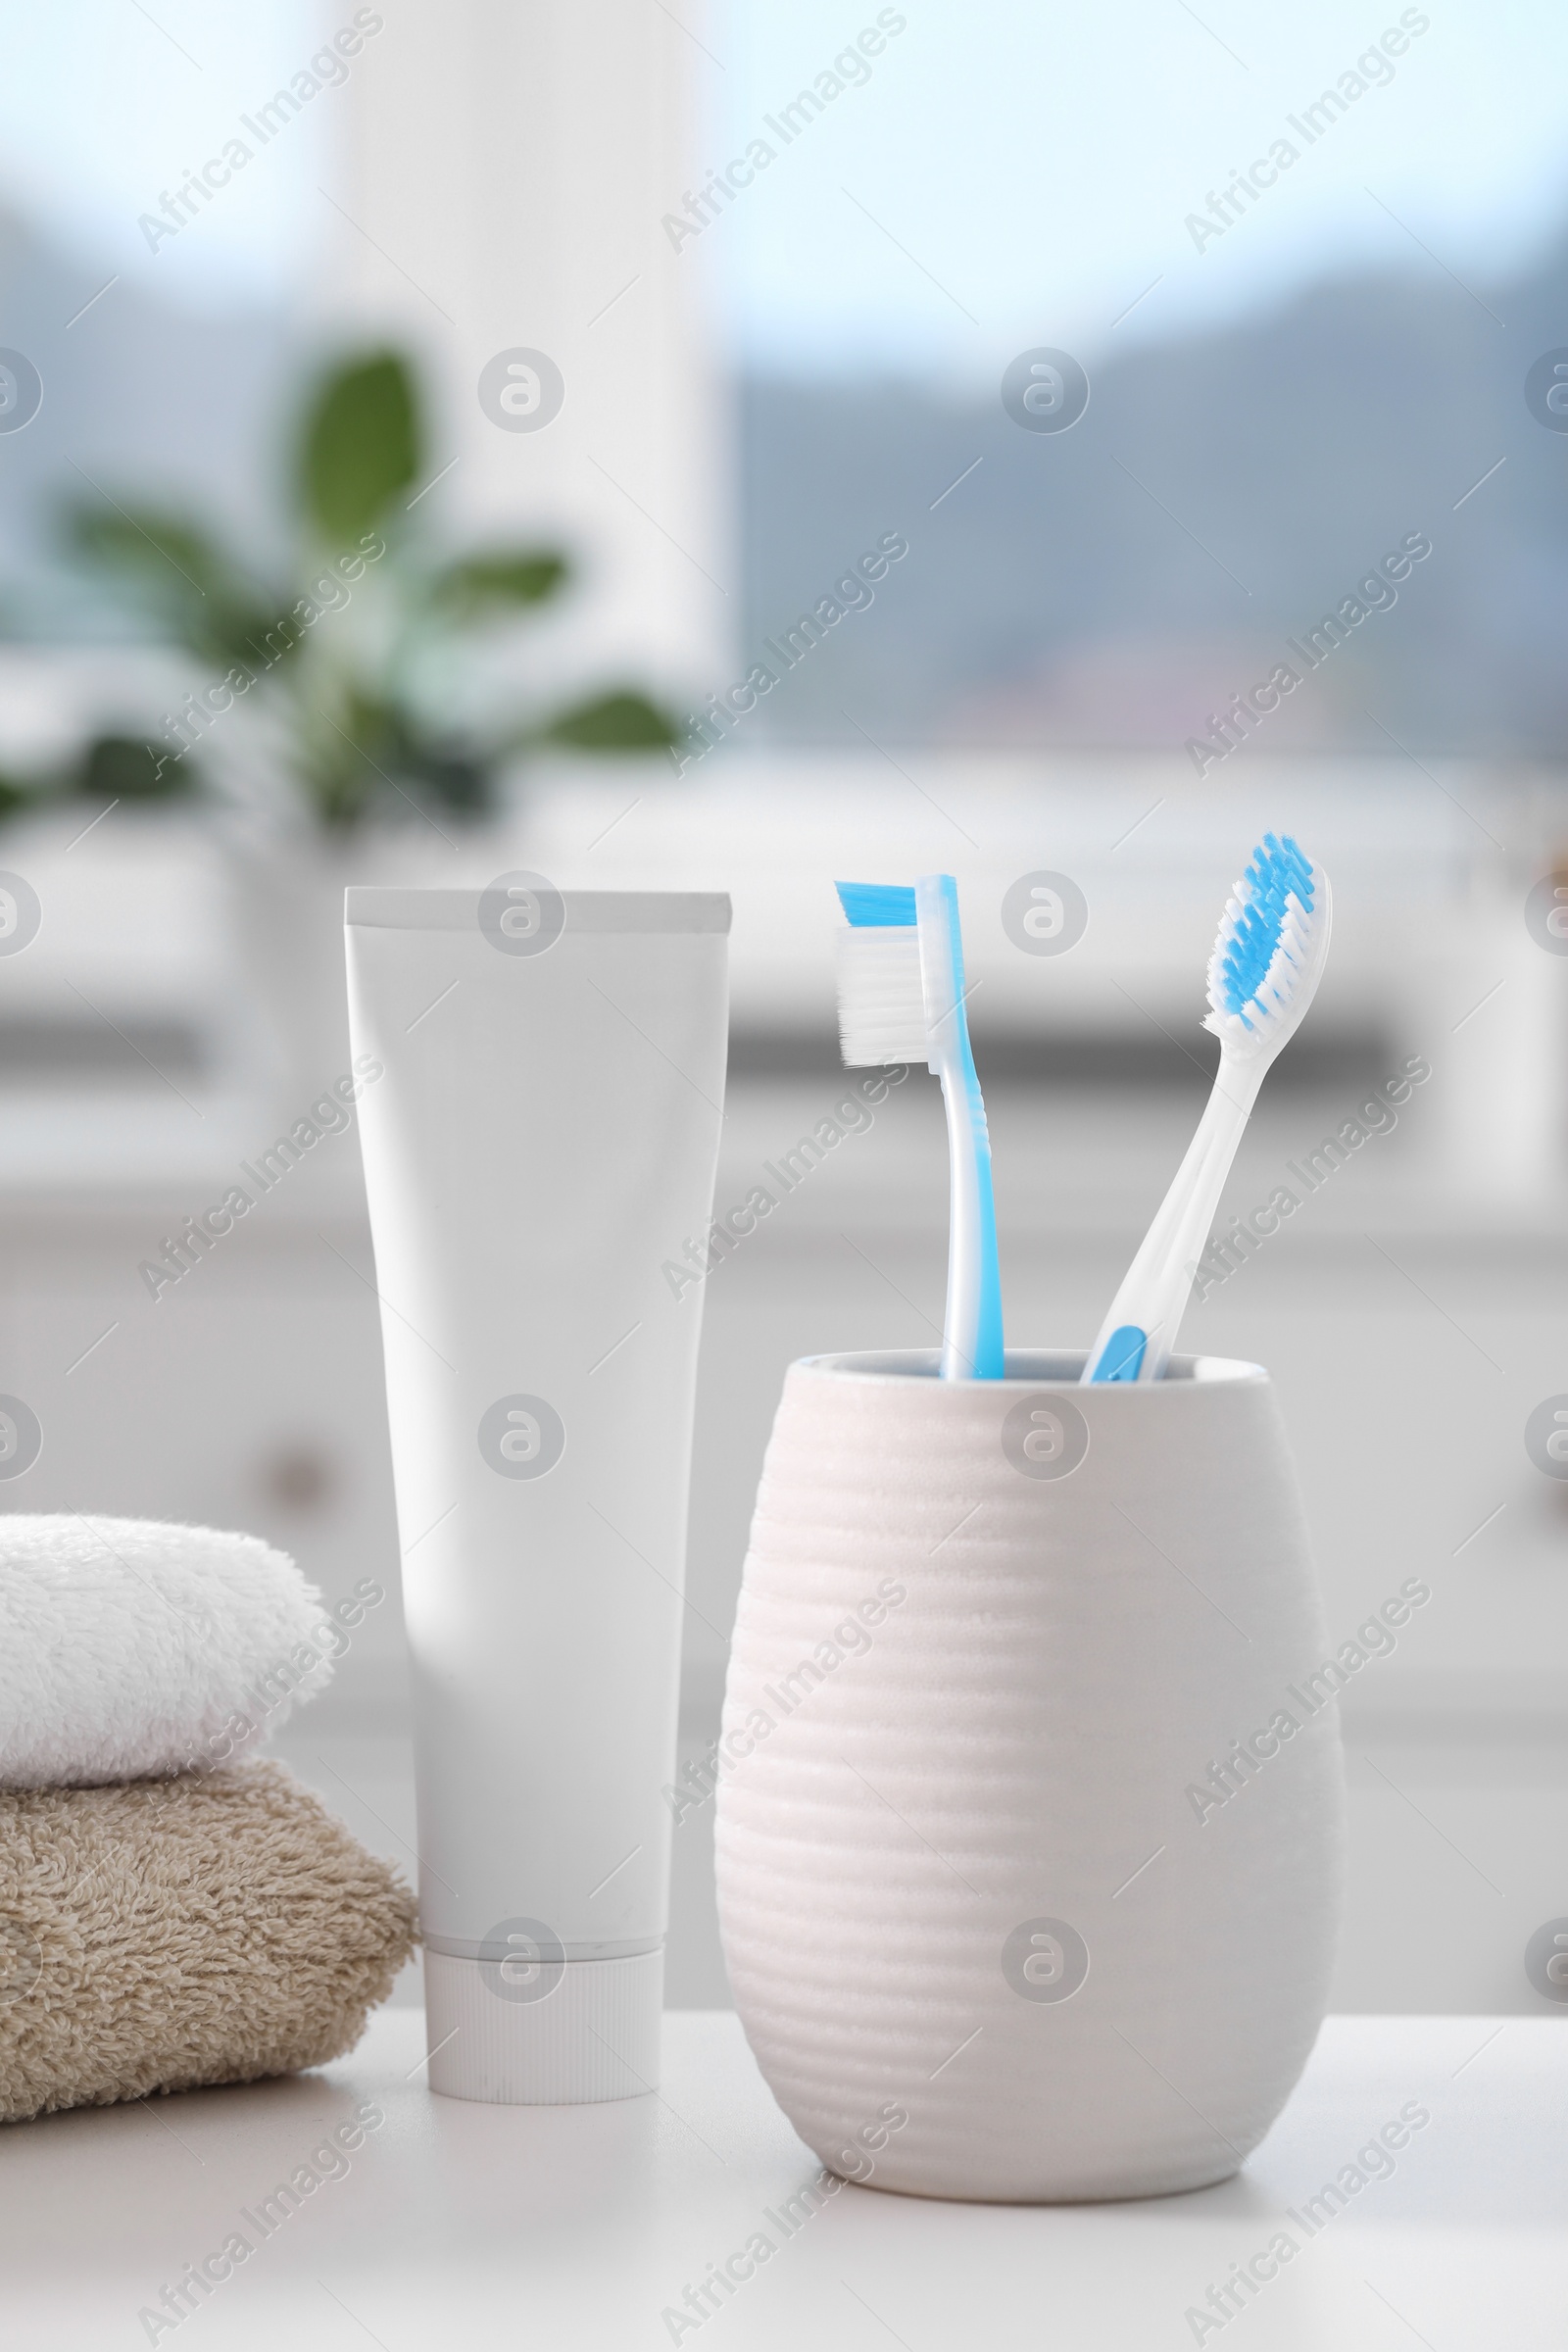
xmin=0 ymin=1761 xmax=417 ymax=2123
xmin=0 ymin=1515 xmax=336 ymax=1788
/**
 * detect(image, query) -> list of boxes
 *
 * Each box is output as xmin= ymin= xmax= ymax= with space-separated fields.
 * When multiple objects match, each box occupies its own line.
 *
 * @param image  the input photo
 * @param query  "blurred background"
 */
xmin=0 ymin=0 xmax=1565 ymax=2016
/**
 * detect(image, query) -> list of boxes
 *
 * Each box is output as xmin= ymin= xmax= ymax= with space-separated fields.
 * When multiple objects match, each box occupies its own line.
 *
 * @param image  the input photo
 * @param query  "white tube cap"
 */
xmin=423 ymin=1947 xmax=663 ymax=2104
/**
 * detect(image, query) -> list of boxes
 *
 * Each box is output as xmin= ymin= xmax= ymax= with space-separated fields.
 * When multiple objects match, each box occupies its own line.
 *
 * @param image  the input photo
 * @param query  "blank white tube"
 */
xmin=345 ymin=884 xmax=730 ymax=2102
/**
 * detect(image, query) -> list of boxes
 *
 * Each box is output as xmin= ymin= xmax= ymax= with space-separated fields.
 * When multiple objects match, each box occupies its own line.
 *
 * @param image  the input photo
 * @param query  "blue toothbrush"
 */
xmin=834 ymin=874 xmax=1004 ymax=1379
xmin=1084 ymin=833 xmax=1332 ymax=1384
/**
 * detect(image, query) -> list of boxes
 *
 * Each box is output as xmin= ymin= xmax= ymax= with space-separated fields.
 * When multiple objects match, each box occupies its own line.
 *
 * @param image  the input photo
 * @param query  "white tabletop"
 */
xmin=5 ymin=2010 xmax=1561 ymax=2347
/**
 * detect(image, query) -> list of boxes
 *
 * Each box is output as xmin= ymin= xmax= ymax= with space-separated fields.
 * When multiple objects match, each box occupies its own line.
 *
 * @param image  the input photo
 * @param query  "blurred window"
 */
xmin=693 ymin=0 xmax=1568 ymax=755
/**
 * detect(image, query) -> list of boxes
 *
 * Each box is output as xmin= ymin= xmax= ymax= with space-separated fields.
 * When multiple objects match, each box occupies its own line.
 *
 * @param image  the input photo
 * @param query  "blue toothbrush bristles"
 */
xmin=1205 ymin=833 xmax=1320 ymax=1045
xmin=836 ymin=881 xmax=918 ymax=928
xmin=1217 ymin=834 xmax=1313 ymax=1013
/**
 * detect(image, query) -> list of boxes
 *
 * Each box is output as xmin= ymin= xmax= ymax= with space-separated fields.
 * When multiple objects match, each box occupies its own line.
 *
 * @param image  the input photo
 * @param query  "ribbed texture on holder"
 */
xmin=423 ymin=1949 xmax=662 ymax=2104
xmin=715 ymin=1352 xmax=1346 ymax=2202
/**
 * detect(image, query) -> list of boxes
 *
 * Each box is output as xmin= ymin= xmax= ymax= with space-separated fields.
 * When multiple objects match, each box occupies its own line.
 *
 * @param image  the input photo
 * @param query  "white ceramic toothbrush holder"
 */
xmin=714 ymin=1349 xmax=1345 ymax=2204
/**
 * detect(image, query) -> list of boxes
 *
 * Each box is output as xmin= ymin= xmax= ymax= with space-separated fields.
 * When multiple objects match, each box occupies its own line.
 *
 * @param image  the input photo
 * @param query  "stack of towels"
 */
xmin=0 ymin=1516 xmax=416 ymax=2124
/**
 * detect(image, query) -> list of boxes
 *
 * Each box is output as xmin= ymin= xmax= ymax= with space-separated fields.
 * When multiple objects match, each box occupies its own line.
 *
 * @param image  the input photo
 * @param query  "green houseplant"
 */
xmin=62 ymin=347 xmax=679 ymax=1104
xmin=68 ymin=347 xmax=675 ymax=829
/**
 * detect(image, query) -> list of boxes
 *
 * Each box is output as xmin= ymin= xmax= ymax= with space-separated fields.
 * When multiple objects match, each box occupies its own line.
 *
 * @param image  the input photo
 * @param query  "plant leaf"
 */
xmin=67 ymin=503 xmax=285 ymax=669
xmin=401 ymin=746 xmax=494 ymax=817
xmin=69 ymin=506 xmax=226 ymax=592
xmin=77 ymin=735 xmax=201 ymax=803
xmin=539 ymin=690 xmax=680 ymax=752
xmin=0 ymin=770 xmax=42 ymax=822
xmin=299 ymin=351 xmax=420 ymax=544
xmin=428 ymin=550 xmax=568 ymax=615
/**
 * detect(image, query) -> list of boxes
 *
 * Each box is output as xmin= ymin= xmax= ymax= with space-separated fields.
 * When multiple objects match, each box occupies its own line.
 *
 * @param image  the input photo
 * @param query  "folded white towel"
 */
xmin=0 ymin=1514 xmax=340 ymax=1788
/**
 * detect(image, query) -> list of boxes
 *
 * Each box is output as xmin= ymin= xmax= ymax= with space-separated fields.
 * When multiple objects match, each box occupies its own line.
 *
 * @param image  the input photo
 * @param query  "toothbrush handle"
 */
xmin=917 ymin=875 xmax=1004 ymax=1380
xmin=941 ymin=1058 xmax=1004 ymax=1380
xmin=1084 ymin=1058 xmax=1262 ymax=1383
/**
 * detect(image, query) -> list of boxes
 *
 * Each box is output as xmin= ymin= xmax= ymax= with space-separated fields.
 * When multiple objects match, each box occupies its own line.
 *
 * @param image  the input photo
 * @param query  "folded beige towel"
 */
xmin=0 ymin=1761 xmax=417 ymax=2123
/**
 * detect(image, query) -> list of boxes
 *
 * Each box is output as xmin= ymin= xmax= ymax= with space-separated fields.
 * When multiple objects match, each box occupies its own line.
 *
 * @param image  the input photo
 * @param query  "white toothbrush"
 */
xmin=1084 ymin=833 xmax=1332 ymax=1383
xmin=834 ymin=874 xmax=1004 ymax=1379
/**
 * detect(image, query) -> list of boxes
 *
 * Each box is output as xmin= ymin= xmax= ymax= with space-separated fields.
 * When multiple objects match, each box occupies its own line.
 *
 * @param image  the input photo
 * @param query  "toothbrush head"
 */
xmin=1202 ymin=833 xmax=1332 ymax=1062
xmin=833 ymin=881 xmax=926 ymax=1065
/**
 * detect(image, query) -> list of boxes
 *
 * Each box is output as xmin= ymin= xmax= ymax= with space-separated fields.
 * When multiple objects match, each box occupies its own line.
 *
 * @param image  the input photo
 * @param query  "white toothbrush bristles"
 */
xmin=835 ymin=924 xmax=928 ymax=1066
